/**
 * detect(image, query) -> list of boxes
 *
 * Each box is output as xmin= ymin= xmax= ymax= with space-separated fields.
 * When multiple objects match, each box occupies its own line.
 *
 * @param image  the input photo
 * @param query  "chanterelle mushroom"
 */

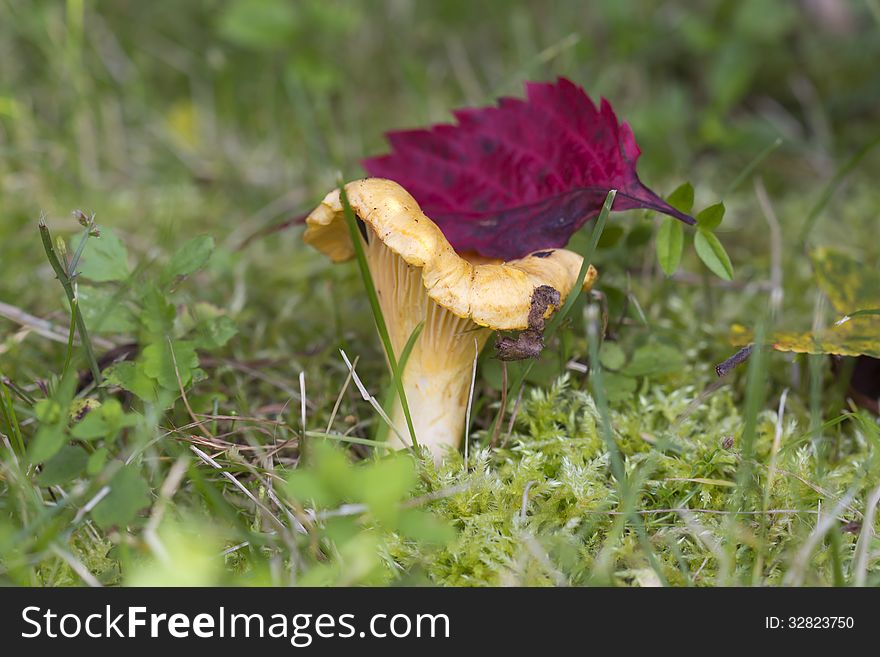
xmin=304 ymin=178 xmax=597 ymax=461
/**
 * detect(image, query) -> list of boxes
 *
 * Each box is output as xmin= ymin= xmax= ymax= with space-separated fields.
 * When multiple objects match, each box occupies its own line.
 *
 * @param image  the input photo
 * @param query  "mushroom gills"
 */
xmin=364 ymin=226 xmax=490 ymax=457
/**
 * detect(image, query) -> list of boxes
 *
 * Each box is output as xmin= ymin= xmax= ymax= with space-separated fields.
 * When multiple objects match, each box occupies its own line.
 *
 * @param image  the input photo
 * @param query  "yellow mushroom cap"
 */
xmin=303 ymin=178 xmax=597 ymax=332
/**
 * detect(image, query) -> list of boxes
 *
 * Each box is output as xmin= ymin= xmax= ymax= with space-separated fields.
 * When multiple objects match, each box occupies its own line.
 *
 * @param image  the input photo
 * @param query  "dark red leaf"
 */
xmin=363 ymin=77 xmax=694 ymax=260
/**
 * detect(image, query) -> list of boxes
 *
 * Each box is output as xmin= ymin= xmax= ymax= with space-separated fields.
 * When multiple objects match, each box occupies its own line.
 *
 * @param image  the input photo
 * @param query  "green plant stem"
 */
xmin=68 ymin=219 xmax=93 ymax=275
xmin=809 ymin=350 xmax=825 ymax=477
xmin=0 ymin=375 xmax=36 ymax=405
xmin=828 ymin=525 xmax=845 ymax=586
xmin=586 ymin=307 xmax=624 ymax=483
xmin=62 ymin=298 xmax=78 ymax=378
xmin=39 ymin=219 xmax=103 ymax=386
xmin=305 ymin=430 xmax=393 ymax=450
xmin=338 ymin=184 xmax=420 ymax=452
xmin=733 ymin=323 xmax=767 ymax=495
xmin=724 ymin=137 xmax=782 ymax=195
xmin=729 ymin=321 xmax=768 ymax=582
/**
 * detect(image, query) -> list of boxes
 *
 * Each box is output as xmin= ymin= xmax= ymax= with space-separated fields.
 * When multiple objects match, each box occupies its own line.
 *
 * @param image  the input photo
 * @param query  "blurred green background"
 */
xmin=3 ymin=1 xmax=878 ymax=208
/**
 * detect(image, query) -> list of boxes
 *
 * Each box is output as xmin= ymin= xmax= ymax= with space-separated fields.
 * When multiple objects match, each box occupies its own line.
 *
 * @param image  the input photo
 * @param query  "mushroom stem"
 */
xmin=365 ymin=231 xmax=490 ymax=459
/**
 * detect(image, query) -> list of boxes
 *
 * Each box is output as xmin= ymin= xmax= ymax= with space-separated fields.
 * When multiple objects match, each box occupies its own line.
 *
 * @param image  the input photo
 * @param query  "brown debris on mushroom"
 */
xmin=494 ymin=285 xmax=561 ymax=361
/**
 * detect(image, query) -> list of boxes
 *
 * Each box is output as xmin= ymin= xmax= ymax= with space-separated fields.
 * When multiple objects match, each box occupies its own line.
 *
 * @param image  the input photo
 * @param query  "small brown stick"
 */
xmin=715 ymin=344 xmax=754 ymax=377
xmin=501 ymin=384 xmax=526 ymax=449
xmin=0 ymin=300 xmax=115 ymax=349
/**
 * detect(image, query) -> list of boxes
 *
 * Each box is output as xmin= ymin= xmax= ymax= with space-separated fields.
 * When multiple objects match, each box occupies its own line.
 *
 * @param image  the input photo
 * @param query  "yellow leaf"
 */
xmin=729 ymin=248 xmax=880 ymax=359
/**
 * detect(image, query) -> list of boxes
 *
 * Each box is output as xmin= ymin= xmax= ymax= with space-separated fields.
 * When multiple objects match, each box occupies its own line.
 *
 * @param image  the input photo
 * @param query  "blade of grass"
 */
xmin=0 ymin=376 xmax=35 ymax=406
xmin=326 ymin=355 xmax=359 ymax=433
xmin=299 ymin=371 xmax=307 ymax=445
xmin=779 ymin=412 xmax=850 ymax=454
xmin=853 ymin=483 xmax=880 ymax=586
xmin=735 ymin=323 xmax=767 ymax=484
xmin=753 ymin=388 xmax=788 ymax=585
xmin=305 ymin=430 xmax=393 ymax=450
xmin=834 ymin=308 xmax=880 ymax=326
xmin=0 ymin=377 xmax=26 ymax=455
xmin=585 ymin=304 xmax=624 ymax=484
xmin=728 ymin=321 xmax=768 ymax=583
xmin=67 ymin=211 xmax=96 ymax=276
xmin=376 ymin=321 xmax=424 ymax=444
xmin=490 ymin=32 xmax=581 ymax=99
xmin=585 ymin=302 xmax=668 ymax=586
xmin=724 ymin=137 xmax=783 ymax=195
xmin=544 ymin=189 xmax=616 ymax=340
xmin=338 ymin=183 xmax=419 ymax=451
xmin=827 ymin=517 xmax=845 ymax=587
xmin=809 ymin=294 xmax=828 ymax=478
xmin=797 ymin=133 xmax=880 ymax=248
xmin=339 ymin=349 xmax=408 ymax=446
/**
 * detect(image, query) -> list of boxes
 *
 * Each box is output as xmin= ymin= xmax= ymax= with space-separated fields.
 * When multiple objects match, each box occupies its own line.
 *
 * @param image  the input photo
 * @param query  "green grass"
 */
xmin=1 ymin=0 xmax=880 ymax=587
xmin=339 ymin=182 xmax=419 ymax=451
